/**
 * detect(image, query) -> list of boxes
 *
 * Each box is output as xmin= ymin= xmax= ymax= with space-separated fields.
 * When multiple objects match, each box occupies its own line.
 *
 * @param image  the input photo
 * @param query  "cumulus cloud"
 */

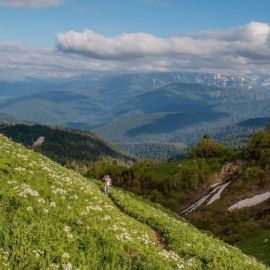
xmin=2 ymin=21 xmax=270 ymax=79
xmin=57 ymin=30 xmax=229 ymax=60
xmin=0 ymin=0 xmax=63 ymax=8
xmin=57 ymin=21 xmax=270 ymax=62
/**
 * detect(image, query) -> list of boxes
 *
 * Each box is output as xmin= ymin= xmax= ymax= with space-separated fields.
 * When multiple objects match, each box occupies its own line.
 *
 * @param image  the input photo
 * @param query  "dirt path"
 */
xmin=151 ymin=229 xmax=166 ymax=249
xmin=106 ymin=191 xmax=167 ymax=250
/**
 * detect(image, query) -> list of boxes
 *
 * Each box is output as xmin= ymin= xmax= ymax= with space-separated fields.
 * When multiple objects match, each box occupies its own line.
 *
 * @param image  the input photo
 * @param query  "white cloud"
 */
xmin=0 ymin=0 xmax=63 ymax=8
xmin=56 ymin=30 xmax=228 ymax=60
xmin=2 ymin=21 xmax=270 ymax=79
xmin=57 ymin=21 xmax=270 ymax=62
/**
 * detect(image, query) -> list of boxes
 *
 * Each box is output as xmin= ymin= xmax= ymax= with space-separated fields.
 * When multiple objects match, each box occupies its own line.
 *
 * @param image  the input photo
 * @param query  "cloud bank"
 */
xmin=0 ymin=0 xmax=63 ymax=8
xmin=57 ymin=21 xmax=270 ymax=62
xmin=2 ymin=21 xmax=270 ymax=79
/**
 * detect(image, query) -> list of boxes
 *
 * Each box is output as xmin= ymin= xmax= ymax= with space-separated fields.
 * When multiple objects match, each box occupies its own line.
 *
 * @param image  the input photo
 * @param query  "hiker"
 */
xmin=103 ymin=175 xmax=111 ymax=195
xmin=107 ymin=175 xmax=112 ymax=188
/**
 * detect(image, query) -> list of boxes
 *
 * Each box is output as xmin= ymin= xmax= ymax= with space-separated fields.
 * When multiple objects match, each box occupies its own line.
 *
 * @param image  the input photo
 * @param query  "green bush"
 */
xmin=245 ymin=131 xmax=270 ymax=165
xmin=188 ymin=134 xmax=234 ymax=159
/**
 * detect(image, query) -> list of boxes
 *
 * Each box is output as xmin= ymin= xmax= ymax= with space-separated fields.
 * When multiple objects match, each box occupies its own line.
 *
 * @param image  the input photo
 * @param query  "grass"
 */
xmin=238 ymin=230 xmax=270 ymax=266
xmin=143 ymin=158 xmax=221 ymax=177
xmin=0 ymin=134 xmax=268 ymax=269
xmin=109 ymin=187 xmax=269 ymax=270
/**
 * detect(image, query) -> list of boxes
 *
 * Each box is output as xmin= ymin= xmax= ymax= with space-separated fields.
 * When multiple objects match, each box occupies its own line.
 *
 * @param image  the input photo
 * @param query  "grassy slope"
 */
xmin=238 ymin=230 xmax=270 ymax=266
xmin=0 ymin=135 xmax=182 ymax=269
xmin=0 ymin=135 xmax=268 ymax=269
xmin=109 ymin=188 xmax=268 ymax=270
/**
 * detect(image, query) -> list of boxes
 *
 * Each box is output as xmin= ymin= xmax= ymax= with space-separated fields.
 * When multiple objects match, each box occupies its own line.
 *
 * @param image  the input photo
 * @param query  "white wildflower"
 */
xmin=116 ymin=232 xmax=132 ymax=242
xmin=138 ymin=234 xmax=152 ymax=245
xmin=101 ymin=215 xmax=112 ymax=221
xmin=33 ymin=249 xmax=44 ymax=257
xmin=0 ymin=248 xmax=9 ymax=261
xmin=50 ymin=202 xmax=56 ymax=207
xmin=62 ymin=263 xmax=72 ymax=270
xmin=76 ymin=220 xmax=83 ymax=225
xmin=52 ymin=187 xmax=67 ymax=196
xmin=47 ymin=263 xmax=59 ymax=270
xmin=26 ymin=206 xmax=33 ymax=212
xmin=62 ymin=253 xmax=70 ymax=259
xmin=66 ymin=233 xmax=73 ymax=239
xmin=159 ymin=250 xmax=181 ymax=261
xmin=38 ymin=198 xmax=46 ymax=203
xmin=7 ymin=180 xmax=17 ymax=185
xmin=15 ymin=183 xmax=39 ymax=198
xmin=63 ymin=226 xmax=71 ymax=233
xmin=14 ymin=167 xmax=26 ymax=172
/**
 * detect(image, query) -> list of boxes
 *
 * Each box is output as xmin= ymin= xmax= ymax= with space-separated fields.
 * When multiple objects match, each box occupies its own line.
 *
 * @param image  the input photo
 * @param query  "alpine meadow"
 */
xmin=1 ymin=0 xmax=270 ymax=269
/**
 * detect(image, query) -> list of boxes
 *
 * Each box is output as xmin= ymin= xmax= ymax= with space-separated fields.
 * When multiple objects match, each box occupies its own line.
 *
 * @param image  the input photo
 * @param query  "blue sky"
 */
xmin=1 ymin=0 xmax=270 ymax=47
xmin=1 ymin=0 xmax=270 ymax=79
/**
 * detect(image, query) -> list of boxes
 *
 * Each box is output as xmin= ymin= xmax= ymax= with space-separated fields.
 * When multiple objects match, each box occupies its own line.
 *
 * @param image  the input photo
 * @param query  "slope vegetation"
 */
xmin=0 ymin=124 xmax=134 ymax=165
xmin=0 ymin=135 xmax=268 ymax=269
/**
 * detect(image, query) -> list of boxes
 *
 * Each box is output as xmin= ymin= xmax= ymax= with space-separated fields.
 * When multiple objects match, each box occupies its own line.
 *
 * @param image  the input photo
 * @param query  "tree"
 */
xmin=188 ymin=134 xmax=227 ymax=158
xmin=245 ymin=130 xmax=270 ymax=165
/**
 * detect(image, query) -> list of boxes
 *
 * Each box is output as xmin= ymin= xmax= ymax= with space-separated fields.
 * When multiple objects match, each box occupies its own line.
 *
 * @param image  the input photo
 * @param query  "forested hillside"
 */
xmin=2 ymin=75 xmax=270 ymax=160
xmin=0 ymin=124 xmax=134 ymax=165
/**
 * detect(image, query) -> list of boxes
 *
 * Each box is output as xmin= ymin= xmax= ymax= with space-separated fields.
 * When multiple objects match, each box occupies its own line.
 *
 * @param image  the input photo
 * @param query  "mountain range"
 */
xmin=2 ymin=72 xmax=270 ymax=158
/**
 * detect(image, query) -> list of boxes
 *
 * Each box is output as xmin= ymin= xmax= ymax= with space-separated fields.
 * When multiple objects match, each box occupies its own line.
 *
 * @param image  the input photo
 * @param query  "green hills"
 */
xmin=2 ymin=76 xmax=270 ymax=160
xmin=0 ymin=134 xmax=268 ymax=269
xmin=0 ymin=124 xmax=134 ymax=166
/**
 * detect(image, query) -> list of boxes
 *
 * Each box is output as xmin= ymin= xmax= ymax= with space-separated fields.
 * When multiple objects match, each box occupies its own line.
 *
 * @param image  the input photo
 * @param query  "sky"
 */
xmin=1 ymin=0 xmax=270 ymax=80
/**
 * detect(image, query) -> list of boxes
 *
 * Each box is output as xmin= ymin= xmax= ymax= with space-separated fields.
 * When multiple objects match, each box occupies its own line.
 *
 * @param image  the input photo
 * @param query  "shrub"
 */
xmin=189 ymin=134 xmax=229 ymax=158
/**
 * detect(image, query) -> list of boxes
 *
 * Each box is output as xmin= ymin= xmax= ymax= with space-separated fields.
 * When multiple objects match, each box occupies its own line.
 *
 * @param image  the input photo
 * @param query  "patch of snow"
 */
xmin=207 ymin=182 xmax=230 ymax=205
xmin=181 ymin=182 xmax=231 ymax=216
xmin=33 ymin=136 xmax=45 ymax=148
xmin=228 ymin=192 xmax=270 ymax=212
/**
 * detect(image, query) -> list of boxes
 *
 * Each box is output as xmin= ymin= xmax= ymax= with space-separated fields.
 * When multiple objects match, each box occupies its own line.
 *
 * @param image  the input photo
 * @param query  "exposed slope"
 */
xmin=0 ymin=135 xmax=268 ymax=269
xmin=0 ymin=124 xmax=134 ymax=165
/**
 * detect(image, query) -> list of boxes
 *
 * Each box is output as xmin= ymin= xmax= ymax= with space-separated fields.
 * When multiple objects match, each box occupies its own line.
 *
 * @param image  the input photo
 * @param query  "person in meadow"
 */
xmin=103 ymin=175 xmax=111 ymax=195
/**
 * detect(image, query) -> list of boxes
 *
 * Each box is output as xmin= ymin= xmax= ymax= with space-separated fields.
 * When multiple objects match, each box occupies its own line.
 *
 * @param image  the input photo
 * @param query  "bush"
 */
xmin=188 ymin=134 xmax=231 ymax=158
xmin=245 ymin=130 xmax=270 ymax=165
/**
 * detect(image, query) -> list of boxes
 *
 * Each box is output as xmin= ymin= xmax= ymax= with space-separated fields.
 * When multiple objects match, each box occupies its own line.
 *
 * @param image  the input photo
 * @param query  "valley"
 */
xmin=2 ymin=72 xmax=270 ymax=159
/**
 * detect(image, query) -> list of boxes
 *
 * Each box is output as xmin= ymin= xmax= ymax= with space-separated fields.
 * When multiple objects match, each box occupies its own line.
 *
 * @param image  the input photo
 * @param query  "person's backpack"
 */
xmin=108 ymin=177 xmax=112 ymax=186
